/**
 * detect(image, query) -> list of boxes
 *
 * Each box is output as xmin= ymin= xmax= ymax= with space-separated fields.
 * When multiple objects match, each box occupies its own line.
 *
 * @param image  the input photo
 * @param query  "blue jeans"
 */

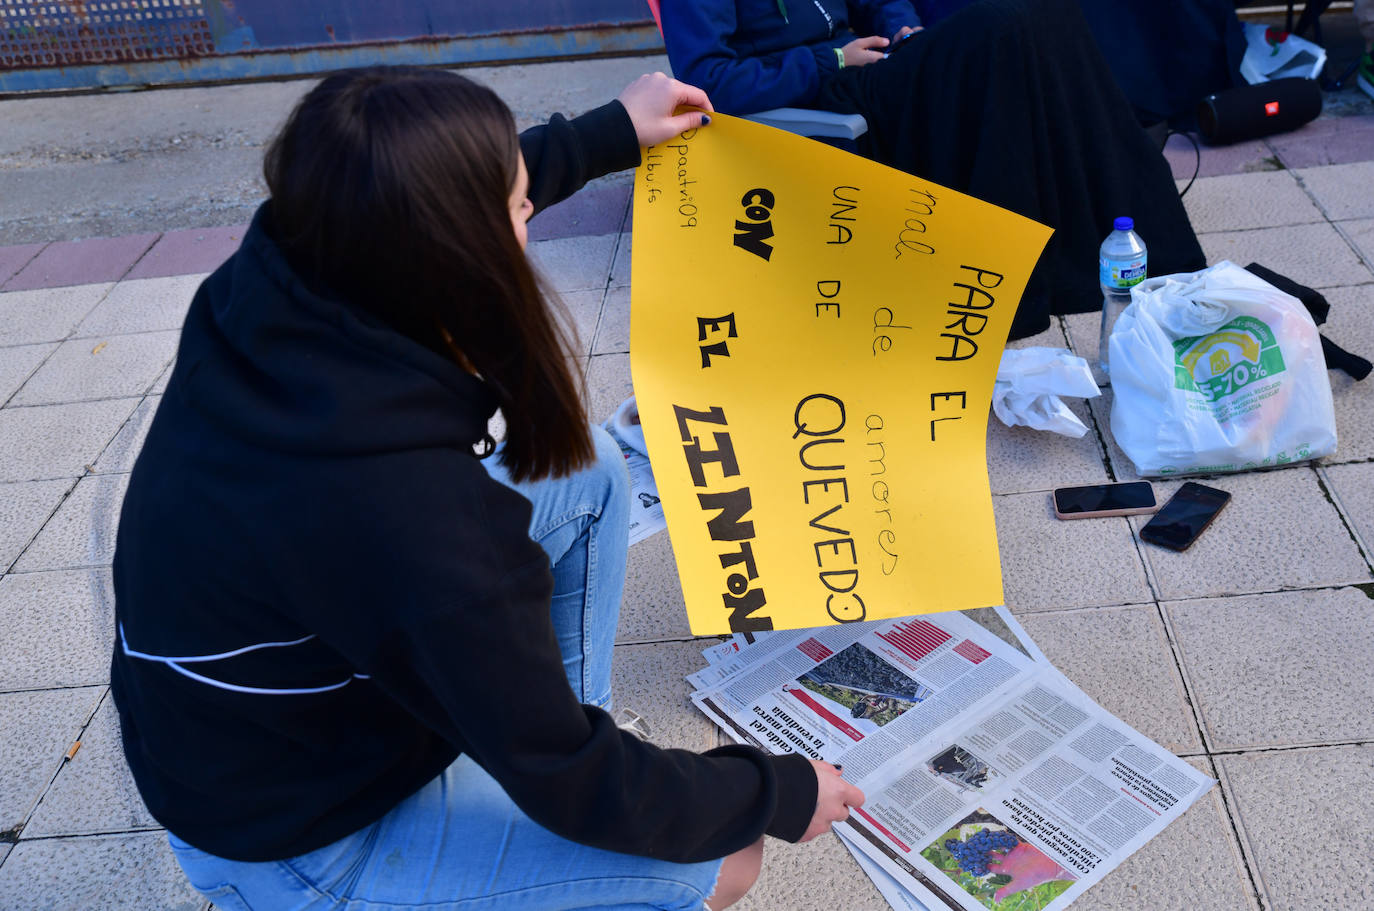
xmin=169 ymin=426 xmax=722 ymax=909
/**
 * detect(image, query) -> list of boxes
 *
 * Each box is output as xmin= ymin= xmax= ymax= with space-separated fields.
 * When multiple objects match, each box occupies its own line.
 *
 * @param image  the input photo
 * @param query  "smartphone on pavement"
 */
xmin=1138 ymin=482 xmax=1231 ymax=551
xmin=1052 ymin=481 xmax=1158 ymax=520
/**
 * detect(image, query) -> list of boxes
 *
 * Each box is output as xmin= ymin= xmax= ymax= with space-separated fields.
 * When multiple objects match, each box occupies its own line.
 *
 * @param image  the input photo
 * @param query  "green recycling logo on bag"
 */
xmin=1172 ymin=315 xmax=1286 ymax=404
xmin=1109 ymin=261 xmax=1337 ymax=477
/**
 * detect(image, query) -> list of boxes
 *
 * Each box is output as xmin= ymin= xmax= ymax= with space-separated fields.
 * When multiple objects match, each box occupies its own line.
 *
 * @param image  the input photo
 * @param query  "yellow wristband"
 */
xmin=835 ymin=47 xmax=845 ymax=69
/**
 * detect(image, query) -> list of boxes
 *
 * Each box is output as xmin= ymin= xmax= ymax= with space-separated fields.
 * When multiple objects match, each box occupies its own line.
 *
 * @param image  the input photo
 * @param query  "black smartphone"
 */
xmin=1053 ymin=481 xmax=1157 ymax=520
xmin=1139 ymin=482 xmax=1231 ymax=551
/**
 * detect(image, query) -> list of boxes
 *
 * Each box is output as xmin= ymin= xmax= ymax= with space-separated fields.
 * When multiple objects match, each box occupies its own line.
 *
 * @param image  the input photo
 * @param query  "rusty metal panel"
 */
xmin=212 ymin=1 xmax=649 ymax=49
xmin=1 ymin=1 xmax=214 ymax=69
xmin=0 ymin=0 xmax=659 ymax=93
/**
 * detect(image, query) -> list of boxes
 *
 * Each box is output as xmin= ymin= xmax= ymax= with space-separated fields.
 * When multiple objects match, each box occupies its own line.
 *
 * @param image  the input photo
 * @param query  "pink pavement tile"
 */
xmin=2 ymin=233 xmax=159 ymax=292
xmin=1167 ymin=133 xmax=1276 ymax=179
xmin=0 ymin=242 xmax=46 ymax=287
xmin=1267 ymin=114 xmax=1374 ymax=168
xmin=124 ymin=224 xmax=247 ymax=280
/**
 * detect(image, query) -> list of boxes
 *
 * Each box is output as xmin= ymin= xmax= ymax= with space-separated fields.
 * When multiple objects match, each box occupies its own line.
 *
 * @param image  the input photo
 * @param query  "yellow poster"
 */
xmin=631 ymin=115 xmax=1051 ymax=635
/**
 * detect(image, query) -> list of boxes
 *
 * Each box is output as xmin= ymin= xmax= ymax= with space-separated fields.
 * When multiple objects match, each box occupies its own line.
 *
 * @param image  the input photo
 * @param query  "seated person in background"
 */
xmin=660 ymin=0 xmax=1208 ymax=341
xmin=914 ymin=0 xmax=1247 ymax=130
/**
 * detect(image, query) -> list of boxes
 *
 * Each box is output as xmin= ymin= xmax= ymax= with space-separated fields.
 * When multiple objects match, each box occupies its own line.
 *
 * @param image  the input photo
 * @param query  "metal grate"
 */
xmin=0 ymin=0 xmax=212 ymax=70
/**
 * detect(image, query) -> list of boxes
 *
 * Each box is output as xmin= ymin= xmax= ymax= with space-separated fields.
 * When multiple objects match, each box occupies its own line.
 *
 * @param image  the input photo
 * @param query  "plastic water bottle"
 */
xmin=1097 ymin=216 xmax=1147 ymax=380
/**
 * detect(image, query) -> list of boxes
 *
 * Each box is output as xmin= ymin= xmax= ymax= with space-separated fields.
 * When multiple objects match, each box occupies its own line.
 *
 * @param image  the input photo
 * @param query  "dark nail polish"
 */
xmin=701 ymin=114 xmax=711 ymax=125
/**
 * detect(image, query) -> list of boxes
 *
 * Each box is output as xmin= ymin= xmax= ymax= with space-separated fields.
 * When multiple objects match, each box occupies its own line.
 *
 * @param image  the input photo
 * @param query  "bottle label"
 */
xmin=1100 ymin=257 xmax=1146 ymax=289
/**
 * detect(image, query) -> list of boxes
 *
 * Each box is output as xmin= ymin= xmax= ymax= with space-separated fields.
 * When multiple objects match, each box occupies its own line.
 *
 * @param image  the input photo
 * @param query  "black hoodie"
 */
xmin=110 ymin=100 xmax=816 ymax=864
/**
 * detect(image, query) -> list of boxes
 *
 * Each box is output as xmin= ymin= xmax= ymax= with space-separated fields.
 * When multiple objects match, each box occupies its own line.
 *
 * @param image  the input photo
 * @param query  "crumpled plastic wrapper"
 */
xmin=992 ymin=348 xmax=1101 ymax=437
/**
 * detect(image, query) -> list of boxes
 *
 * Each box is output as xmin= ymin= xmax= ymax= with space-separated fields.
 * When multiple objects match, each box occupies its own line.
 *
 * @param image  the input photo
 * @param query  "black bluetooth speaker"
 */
xmin=1197 ymin=77 xmax=1322 ymax=146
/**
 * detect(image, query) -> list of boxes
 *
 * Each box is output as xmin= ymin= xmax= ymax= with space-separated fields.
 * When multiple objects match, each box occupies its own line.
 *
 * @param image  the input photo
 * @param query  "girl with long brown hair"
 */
xmin=110 ymin=66 xmax=861 ymax=910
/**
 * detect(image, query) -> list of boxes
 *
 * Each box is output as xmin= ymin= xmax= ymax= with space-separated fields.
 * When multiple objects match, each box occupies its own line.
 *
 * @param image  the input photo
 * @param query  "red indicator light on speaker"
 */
xmin=1265 ymin=101 xmax=1280 ymax=116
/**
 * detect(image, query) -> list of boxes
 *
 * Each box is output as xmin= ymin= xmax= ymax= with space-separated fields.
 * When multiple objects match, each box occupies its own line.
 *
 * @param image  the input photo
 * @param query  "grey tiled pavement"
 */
xmin=2 ymin=57 xmax=1373 ymax=911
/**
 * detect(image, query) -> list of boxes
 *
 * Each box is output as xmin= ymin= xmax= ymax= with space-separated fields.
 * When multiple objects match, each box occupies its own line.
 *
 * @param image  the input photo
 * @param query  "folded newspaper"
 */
xmin=691 ymin=608 xmax=1212 ymax=911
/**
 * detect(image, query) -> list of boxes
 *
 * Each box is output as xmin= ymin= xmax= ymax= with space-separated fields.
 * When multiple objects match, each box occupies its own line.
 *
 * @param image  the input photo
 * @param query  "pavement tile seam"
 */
xmin=0 ymin=483 xmax=76 ymax=576
xmin=1065 ymin=376 xmax=1173 ymax=595
xmin=1 ymin=393 xmax=153 ymax=413
xmin=1289 ymin=167 xmax=1344 ymax=224
xmin=1128 ymin=532 xmax=1166 ymax=604
xmin=1333 ymin=222 xmax=1374 ymax=274
xmin=1008 ymin=596 xmax=1162 ymax=613
xmin=0 ymin=473 xmax=97 ymax=486
xmin=0 ymin=418 xmax=139 ymax=486
xmin=1003 ymin=577 xmax=1371 ymax=611
xmin=0 ymin=220 xmax=638 ymax=294
xmin=1315 ymin=463 xmax=1374 ymax=571
xmin=1157 ymin=598 xmax=1235 ymax=757
xmin=1076 ymin=394 xmax=1118 ymax=482
xmin=580 ymin=283 xmax=614 ymax=368
xmin=0 ymin=338 xmax=64 ymax=351
xmin=1211 ymin=751 xmax=1294 ymax=910
xmin=8 ymin=564 xmax=116 ymax=576
xmin=9 ymin=336 xmax=178 ymax=409
xmin=612 ymin=185 xmax=633 ymax=236
xmin=0 ymin=347 xmax=60 ymax=411
xmin=1 ymin=234 xmax=161 ymax=294
xmin=615 ymin=634 xmax=717 ymax=646
xmin=0 ymin=282 xmax=117 ymax=349
xmin=1158 ymin=583 xmax=1374 ymax=754
xmin=1202 ymin=732 xmax=1374 ymax=757
xmin=140 ymin=369 xmax=169 ymax=397
xmin=5 ymin=472 xmax=134 ymax=574
xmin=1189 ymin=753 xmax=1269 ymax=910
xmin=1313 ymin=466 xmax=1374 ymax=576
xmin=1043 ymin=313 xmax=1122 ymax=474
xmin=1204 ymin=739 xmax=1374 ymax=759
xmin=8 ymin=686 xmax=107 ymax=845
xmin=0 ymin=683 xmax=113 ymax=698
xmin=1033 ymin=602 xmax=1213 ymax=751
xmin=1193 ymin=219 xmax=1354 ymax=240
xmin=64 ymin=324 xmax=194 ymax=344
xmin=0 ymin=338 xmax=82 ymax=357
xmin=0 ymin=243 xmax=46 ymax=288
xmin=1319 ymin=451 xmax=1374 ymax=468
xmin=11 ymin=827 xmax=171 ymax=843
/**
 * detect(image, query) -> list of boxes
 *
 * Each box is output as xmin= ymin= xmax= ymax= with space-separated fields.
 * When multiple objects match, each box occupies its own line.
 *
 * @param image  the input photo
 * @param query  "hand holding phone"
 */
xmin=1053 ymin=481 xmax=1157 ymax=520
xmin=1139 ymin=482 xmax=1231 ymax=551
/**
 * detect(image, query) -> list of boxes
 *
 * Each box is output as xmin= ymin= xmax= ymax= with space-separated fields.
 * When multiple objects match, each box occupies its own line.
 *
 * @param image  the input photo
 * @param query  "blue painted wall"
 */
xmin=208 ymin=0 xmax=651 ymax=50
xmin=0 ymin=0 xmax=662 ymax=94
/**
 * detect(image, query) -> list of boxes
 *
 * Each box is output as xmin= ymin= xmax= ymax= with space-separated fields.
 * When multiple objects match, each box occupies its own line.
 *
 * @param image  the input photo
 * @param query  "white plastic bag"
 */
xmin=1108 ymin=261 xmax=1336 ymax=476
xmin=992 ymin=348 xmax=1101 ymax=437
xmin=1240 ymin=22 xmax=1326 ymax=84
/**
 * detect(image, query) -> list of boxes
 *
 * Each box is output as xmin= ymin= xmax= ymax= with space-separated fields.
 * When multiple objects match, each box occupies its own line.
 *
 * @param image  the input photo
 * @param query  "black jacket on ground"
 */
xmin=110 ymin=100 xmax=816 ymax=864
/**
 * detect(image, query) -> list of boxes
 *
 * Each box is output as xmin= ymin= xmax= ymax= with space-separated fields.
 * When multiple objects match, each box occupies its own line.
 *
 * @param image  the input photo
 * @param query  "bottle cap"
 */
xmin=1114 ymin=216 xmax=1134 ymax=231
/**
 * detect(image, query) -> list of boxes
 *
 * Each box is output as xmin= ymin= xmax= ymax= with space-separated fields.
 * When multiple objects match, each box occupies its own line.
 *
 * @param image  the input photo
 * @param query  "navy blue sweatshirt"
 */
xmin=110 ymin=99 xmax=816 ymax=864
xmin=660 ymin=0 xmax=919 ymax=114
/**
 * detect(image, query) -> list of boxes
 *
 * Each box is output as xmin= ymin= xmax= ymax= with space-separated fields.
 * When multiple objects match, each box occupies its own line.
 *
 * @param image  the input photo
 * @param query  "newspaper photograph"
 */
xmin=690 ymin=611 xmax=1212 ymax=911
xmin=619 ymin=440 xmax=666 ymax=547
xmin=603 ymin=397 xmax=667 ymax=546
